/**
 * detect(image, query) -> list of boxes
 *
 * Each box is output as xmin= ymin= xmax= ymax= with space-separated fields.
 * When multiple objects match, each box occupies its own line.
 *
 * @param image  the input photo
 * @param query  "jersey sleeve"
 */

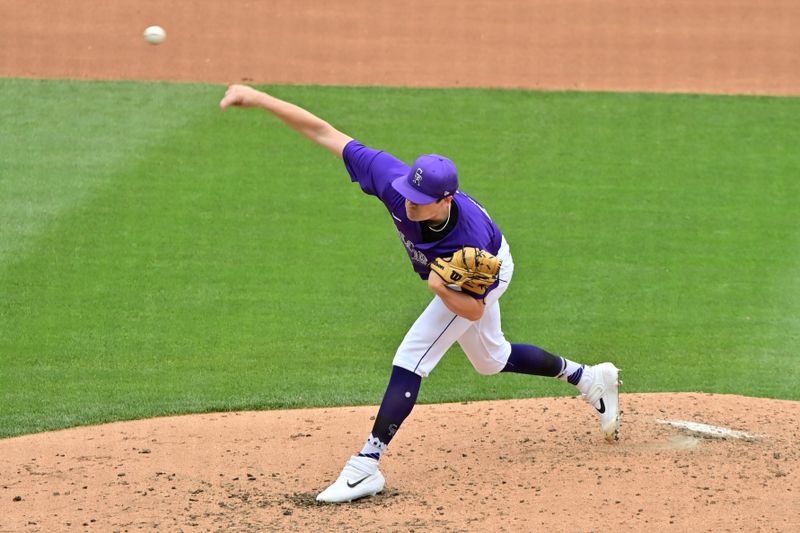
xmin=343 ymin=140 xmax=409 ymax=203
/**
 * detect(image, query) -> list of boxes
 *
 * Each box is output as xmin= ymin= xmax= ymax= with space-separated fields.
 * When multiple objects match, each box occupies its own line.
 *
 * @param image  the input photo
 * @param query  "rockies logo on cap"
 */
xmin=413 ymin=168 xmax=424 ymax=186
xmin=391 ymin=154 xmax=459 ymax=205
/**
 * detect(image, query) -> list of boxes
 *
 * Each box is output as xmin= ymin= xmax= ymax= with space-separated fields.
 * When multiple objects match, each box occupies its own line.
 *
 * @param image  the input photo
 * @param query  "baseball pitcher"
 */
xmin=219 ymin=85 xmax=621 ymax=503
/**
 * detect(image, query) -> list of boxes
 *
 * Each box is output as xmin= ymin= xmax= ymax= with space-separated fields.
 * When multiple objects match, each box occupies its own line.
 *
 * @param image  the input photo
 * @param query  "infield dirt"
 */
xmin=2 ymin=394 xmax=799 ymax=532
xmin=2 ymin=0 xmax=800 ymax=95
xmin=1 ymin=1 xmax=799 ymax=531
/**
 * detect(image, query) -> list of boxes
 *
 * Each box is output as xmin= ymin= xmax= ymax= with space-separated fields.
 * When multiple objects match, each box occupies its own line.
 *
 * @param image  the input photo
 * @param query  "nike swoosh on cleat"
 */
xmin=595 ymin=398 xmax=606 ymax=414
xmin=347 ymin=476 xmax=370 ymax=488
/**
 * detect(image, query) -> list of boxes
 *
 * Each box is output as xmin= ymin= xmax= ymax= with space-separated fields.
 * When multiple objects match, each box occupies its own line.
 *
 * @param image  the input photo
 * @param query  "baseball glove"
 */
xmin=430 ymin=246 xmax=502 ymax=296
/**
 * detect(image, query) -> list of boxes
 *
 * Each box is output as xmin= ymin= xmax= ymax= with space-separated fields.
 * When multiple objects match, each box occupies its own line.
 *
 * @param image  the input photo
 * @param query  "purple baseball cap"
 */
xmin=392 ymin=154 xmax=459 ymax=204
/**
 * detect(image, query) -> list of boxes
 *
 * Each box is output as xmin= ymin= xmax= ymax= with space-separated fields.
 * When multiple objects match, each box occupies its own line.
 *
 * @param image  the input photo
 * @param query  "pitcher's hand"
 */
xmin=220 ymin=84 xmax=268 ymax=110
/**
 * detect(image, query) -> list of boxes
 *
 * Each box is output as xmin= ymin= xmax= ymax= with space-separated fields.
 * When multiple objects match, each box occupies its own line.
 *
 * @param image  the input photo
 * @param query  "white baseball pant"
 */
xmin=393 ymin=237 xmax=515 ymax=377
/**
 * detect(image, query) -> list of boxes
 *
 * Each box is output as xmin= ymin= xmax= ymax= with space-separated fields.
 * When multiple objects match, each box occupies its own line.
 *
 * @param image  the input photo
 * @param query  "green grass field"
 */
xmin=1 ymin=78 xmax=798 ymax=438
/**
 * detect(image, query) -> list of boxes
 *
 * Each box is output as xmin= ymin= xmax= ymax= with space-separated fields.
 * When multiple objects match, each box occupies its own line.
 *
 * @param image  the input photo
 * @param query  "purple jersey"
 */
xmin=343 ymin=140 xmax=504 ymax=294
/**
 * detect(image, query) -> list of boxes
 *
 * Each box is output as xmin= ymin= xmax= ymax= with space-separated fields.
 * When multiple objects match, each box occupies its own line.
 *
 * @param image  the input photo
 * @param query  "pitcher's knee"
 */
xmin=464 ymin=342 xmax=512 ymax=376
xmin=470 ymin=359 xmax=506 ymax=376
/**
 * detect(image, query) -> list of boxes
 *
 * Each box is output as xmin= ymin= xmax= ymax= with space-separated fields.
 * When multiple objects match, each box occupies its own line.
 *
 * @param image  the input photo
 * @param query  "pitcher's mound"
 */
xmin=1 ymin=393 xmax=798 ymax=532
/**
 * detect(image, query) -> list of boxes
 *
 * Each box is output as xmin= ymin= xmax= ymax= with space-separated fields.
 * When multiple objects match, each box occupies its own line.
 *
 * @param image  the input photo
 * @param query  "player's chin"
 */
xmin=405 ymin=208 xmax=420 ymax=221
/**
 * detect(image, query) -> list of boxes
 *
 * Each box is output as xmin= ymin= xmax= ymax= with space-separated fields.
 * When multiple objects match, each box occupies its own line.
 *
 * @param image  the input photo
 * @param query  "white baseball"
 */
xmin=143 ymin=25 xmax=166 ymax=45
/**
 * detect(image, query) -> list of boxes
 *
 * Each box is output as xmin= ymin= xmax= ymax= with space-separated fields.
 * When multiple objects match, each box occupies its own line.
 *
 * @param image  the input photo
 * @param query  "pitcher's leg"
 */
xmin=357 ymin=366 xmax=421 ymax=461
xmin=457 ymin=301 xmax=512 ymax=375
xmin=392 ymin=295 xmax=472 ymax=378
xmin=318 ymin=297 xmax=471 ymax=503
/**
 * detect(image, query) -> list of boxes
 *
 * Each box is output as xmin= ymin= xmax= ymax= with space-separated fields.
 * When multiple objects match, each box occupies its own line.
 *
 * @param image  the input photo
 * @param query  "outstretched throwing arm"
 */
xmin=220 ymin=84 xmax=353 ymax=158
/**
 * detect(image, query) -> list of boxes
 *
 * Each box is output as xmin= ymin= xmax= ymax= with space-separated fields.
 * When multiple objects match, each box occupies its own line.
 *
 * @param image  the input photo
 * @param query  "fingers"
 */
xmin=220 ymin=85 xmax=241 ymax=110
xmin=219 ymin=84 xmax=247 ymax=110
xmin=219 ymin=86 xmax=235 ymax=110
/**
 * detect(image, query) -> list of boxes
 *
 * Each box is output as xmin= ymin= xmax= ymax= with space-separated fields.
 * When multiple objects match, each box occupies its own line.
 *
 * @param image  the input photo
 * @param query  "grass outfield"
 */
xmin=1 ymin=78 xmax=798 ymax=438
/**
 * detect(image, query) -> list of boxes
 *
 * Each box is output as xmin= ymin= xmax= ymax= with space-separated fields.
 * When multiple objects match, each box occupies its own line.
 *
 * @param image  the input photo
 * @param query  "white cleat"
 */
xmin=583 ymin=362 xmax=622 ymax=442
xmin=316 ymin=456 xmax=385 ymax=503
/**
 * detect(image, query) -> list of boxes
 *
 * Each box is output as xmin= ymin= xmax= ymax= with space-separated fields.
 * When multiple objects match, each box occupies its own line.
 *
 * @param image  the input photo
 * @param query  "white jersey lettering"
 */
xmin=396 ymin=228 xmax=429 ymax=266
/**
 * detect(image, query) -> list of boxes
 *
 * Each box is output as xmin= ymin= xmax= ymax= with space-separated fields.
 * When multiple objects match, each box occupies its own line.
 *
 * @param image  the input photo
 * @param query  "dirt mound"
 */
xmin=2 ymin=393 xmax=797 ymax=532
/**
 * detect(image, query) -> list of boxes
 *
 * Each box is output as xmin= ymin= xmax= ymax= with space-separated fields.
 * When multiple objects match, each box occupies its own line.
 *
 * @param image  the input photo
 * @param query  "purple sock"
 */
xmin=501 ymin=343 xmax=565 ymax=377
xmin=358 ymin=365 xmax=421 ymax=460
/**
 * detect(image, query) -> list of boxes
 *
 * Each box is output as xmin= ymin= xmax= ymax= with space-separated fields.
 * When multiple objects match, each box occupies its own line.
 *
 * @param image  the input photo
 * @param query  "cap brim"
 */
xmin=391 ymin=176 xmax=439 ymax=204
